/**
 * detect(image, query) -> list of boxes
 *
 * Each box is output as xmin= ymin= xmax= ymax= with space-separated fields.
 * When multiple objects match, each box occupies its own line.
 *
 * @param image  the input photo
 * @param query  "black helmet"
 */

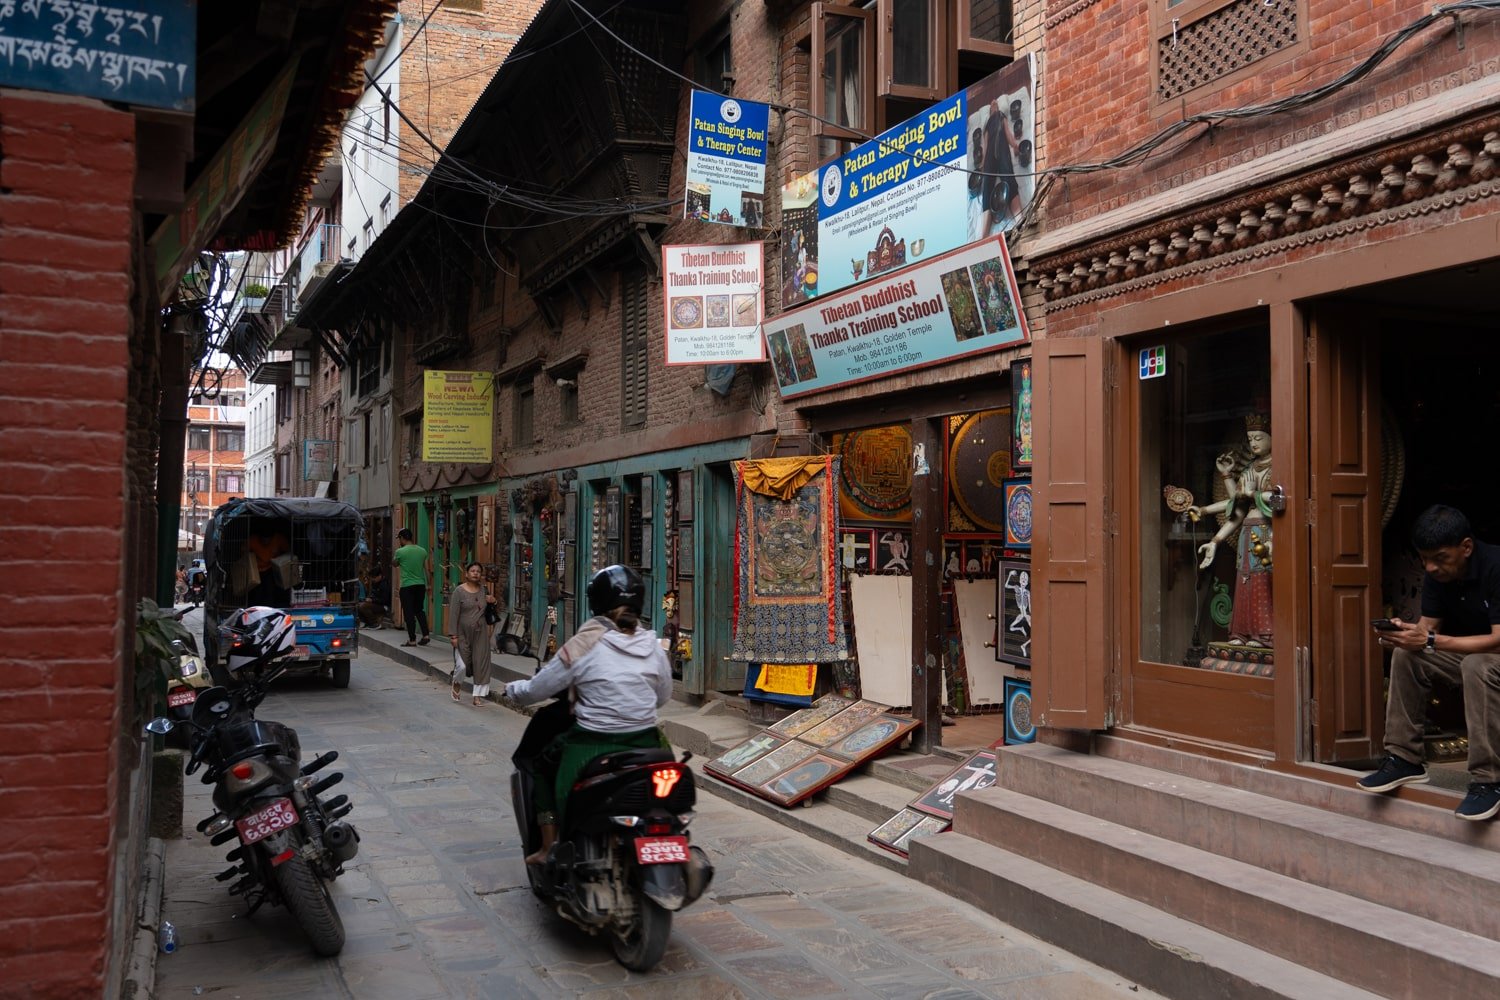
xmin=587 ymin=564 xmax=644 ymax=617
xmin=224 ymin=606 xmax=297 ymax=673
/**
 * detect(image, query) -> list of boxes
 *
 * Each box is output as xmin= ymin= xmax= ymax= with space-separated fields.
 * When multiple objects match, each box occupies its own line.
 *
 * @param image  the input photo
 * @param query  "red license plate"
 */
xmin=235 ymin=798 xmax=299 ymax=844
xmin=633 ymin=835 xmax=689 ymax=865
xmin=167 ymin=687 xmax=196 ymax=708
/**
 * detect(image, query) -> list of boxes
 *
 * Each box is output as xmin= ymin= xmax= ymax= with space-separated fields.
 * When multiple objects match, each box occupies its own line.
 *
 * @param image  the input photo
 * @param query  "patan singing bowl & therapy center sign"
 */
xmin=762 ymin=235 xmax=1028 ymax=399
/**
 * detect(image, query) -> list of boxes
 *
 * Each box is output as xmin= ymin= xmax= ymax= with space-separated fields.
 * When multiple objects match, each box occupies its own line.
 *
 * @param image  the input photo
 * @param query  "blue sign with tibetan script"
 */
xmin=0 ymin=0 xmax=196 ymax=112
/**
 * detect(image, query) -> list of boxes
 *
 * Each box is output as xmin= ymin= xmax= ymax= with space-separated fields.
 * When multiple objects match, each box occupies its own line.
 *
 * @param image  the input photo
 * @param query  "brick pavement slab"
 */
xmin=153 ymin=649 xmax=1159 ymax=1000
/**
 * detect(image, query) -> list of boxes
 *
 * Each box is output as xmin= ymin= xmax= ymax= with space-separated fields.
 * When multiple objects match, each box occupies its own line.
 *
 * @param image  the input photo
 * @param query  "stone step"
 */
xmin=948 ymin=787 xmax=1500 ymax=998
xmin=1095 ymin=734 xmax=1500 ymax=852
xmin=910 ymin=832 xmax=1383 ymax=1000
xmin=993 ymin=742 xmax=1500 ymax=940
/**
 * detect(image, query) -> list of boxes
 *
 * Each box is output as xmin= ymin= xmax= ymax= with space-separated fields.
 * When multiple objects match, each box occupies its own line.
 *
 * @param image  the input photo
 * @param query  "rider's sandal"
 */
xmin=451 ymin=683 xmax=461 ymax=702
xmin=472 ymin=697 xmax=485 ymax=707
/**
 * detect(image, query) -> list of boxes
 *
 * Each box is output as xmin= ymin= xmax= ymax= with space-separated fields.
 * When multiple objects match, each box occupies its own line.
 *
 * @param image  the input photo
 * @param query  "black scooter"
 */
xmin=511 ymin=700 xmax=714 ymax=971
xmin=145 ymin=654 xmax=358 ymax=956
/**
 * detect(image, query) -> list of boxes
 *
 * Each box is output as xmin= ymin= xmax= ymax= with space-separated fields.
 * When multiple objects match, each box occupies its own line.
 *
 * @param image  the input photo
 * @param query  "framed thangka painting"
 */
xmin=1005 ymin=676 xmax=1036 ymax=744
xmin=945 ymin=409 xmax=1012 ymax=533
xmin=998 ymin=559 xmax=1032 ymax=667
xmin=1011 ymin=358 xmax=1034 ymax=471
xmin=834 ymin=425 xmax=913 ymax=524
xmin=1003 ymin=479 xmax=1033 ymax=550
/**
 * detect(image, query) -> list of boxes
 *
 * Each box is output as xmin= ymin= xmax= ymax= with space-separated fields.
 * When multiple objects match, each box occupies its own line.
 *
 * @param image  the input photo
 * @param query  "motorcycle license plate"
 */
xmin=633 ymin=835 xmax=689 ymax=865
xmin=167 ymin=687 xmax=196 ymax=708
xmin=235 ymin=798 xmax=299 ymax=844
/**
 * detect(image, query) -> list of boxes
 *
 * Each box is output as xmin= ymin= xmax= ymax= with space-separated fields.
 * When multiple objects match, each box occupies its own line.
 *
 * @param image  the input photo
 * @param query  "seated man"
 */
xmin=358 ymin=568 xmax=391 ymax=628
xmin=1357 ymin=505 xmax=1500 ymax=821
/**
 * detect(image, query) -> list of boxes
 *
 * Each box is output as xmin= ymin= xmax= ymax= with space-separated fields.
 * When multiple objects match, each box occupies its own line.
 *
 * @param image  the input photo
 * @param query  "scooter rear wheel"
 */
xmin=609 ymin=891 xmax=671 ymax=971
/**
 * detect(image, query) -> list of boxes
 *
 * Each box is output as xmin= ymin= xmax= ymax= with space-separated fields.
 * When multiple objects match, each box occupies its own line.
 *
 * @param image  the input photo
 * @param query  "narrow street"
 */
xmin=153 ymin=645 xmax=1155 ymax=1000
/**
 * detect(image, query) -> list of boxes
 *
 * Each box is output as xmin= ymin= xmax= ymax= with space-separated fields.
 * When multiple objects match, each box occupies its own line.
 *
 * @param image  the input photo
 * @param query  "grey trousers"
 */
xmin=1385 ymin=647 xmax=1500 ymax=783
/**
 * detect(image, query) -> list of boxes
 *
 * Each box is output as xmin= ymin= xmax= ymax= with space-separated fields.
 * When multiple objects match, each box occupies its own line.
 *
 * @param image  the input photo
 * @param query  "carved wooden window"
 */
xmin=513 ymin=375 xmax=534 ymax=446
xmin=1152 ymin=0 xmax=1305 ymax=106
xmin=957 ymin=0 xmax=1013 ymax=59
xmin=879 ymin=0 xmax=947 ymax=102
xmin=811 ymin=2 xmax=875 ymax=158
xmin=694 ymin=19 xmax=733 ymax=94
xmin=620 ymin=272 xmax=649 ymax=428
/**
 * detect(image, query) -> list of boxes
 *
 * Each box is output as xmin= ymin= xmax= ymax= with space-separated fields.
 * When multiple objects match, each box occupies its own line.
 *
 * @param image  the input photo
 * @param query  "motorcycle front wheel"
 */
xmin=609 ymin=891 xmax=671 ymax=971
xmin=269 ymin=842 xmax=346 ymax=956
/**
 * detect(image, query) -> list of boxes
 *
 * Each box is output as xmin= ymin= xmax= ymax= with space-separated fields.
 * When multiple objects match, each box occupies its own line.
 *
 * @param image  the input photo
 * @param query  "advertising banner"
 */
xmin=763 ymin=235 xmax=1028 ymax=399
xmin=421 ymin=371 xmax=494 ymax=463
xmin=685 ymin=91 xmax=770 ymax=228
xmin=302 ymin=439 xmax=335 ymax=481
xmin=780 ymin=55 xmax=1035 ymax=309
xmin=663 ymin=242 xmax=766 ymax=365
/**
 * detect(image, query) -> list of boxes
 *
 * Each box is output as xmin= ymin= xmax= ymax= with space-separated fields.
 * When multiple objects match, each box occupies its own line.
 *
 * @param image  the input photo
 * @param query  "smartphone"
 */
xmin=1371 ymin=618 xmax=1401 ymax=631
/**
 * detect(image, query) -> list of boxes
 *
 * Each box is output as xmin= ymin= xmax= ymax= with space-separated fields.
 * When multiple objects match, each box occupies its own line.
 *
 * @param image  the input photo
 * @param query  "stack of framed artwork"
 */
xmin=705 ymin=695 xmax=920 ymax=807
xmin=868 ymin=748 xmax=999 ymax=856
xmin=998 ymin=358 xmax=1034 ymax=744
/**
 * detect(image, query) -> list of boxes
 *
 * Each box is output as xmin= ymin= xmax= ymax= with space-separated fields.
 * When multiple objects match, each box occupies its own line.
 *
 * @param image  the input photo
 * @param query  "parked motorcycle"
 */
xmin=510 ymin=699 xmax=714 ymax=971
xmin=163 ymin=607 xmax=211 ymax=749
xmin=145 ymin=606 xmax=358 ymax=956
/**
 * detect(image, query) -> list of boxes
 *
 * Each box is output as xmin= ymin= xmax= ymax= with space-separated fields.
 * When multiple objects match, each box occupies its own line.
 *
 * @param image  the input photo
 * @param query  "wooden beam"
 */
xmin=910 ymin=416 xmax=945 ymax=752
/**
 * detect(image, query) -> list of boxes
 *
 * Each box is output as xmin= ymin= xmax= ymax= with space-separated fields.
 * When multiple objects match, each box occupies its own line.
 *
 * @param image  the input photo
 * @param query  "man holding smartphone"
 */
xmin=1357 ymin=505 xmax=1500 ymax=821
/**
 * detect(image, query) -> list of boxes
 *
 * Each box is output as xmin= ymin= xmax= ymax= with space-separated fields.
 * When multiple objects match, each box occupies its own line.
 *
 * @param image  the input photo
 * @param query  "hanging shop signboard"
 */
xmin=0 ymin=0 xmax=196 ymax=111
xmin=685 ymin=91 xmax=770 ymax=228
xmin=763 ymin=234 xmax=1028 ymax=399
xmin=662 ymin=242 xmax=766 ymax=365
xmin=302 ymin=439 xmax=335 ymax=482
xmin=421 ymin=371 xmax=495 ymax=463
xmin=779 ymin=54 xmax=1035 ymax=308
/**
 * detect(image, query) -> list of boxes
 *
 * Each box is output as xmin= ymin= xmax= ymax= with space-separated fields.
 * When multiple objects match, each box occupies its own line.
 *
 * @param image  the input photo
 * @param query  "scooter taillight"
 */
xmin=651 ymin=766 xmax=682 ymax=798
xmin=644 ymin=821 xmax=674 ymax=835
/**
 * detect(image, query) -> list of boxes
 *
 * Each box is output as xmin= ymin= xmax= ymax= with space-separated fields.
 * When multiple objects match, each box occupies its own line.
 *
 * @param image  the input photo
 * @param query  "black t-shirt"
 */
xmin=1420 ymin=540 xmax=1500 ymax=636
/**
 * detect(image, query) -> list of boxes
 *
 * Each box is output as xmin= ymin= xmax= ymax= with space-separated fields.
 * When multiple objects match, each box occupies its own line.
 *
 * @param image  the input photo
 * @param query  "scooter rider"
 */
xmin=503 ymin=565 xmax=673 ymax=866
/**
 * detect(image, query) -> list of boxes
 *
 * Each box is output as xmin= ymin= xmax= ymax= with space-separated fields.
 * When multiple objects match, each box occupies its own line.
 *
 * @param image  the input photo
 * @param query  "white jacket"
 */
xmin=505 ymin=616 xmax=673 ymax=733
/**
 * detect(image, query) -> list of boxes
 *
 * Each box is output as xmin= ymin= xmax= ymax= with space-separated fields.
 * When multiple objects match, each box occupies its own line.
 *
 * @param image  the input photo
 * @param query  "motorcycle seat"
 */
xmin=576 ymin=747 xmax=675 ymax=780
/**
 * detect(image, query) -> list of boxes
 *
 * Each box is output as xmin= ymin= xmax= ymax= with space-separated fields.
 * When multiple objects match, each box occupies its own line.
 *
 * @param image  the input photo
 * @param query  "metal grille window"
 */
xmin=621 ymin=273 xmax=649 ymax=429
xmin=1155 ymin=0 xmax=1302 ymax=103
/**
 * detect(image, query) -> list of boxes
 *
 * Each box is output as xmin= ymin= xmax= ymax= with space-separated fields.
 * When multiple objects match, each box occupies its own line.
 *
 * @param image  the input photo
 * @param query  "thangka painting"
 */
xmin=998 ymin=559 xmax=1032 ymax=667
xmin=834 ymin=425 xmax=913 ymax=524
xmin=1011 ymin=358 xmax=1033 ymax=471
xmin=1005 ymin=676 xmax=1036 ymax=744
xmin=945 ymin=409 xmax=1012 ymax=533
xmin=731 ymin=456 xmax=849 ymax=663
xmin=868 ymin=749 xmax=998 ymax=856
xmin=707 ymin=695 xmax=919 ymax=808
xmin=1003 ymin=479 xmax=1033 ymax=550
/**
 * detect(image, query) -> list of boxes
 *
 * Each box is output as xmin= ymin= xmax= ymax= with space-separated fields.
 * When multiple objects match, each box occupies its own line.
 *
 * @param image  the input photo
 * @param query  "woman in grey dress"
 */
xmin=447 ymin=561 xmax=497 ymax=706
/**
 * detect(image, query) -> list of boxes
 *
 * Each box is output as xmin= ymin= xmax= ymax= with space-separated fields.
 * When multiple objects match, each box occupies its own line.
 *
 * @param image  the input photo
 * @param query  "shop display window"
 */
xmin=1137 ymin=327 xmax=1272 ymax=670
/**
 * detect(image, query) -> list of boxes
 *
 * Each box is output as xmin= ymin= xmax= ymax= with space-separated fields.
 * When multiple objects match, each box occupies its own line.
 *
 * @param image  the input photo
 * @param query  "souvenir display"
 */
xmin=1003 ymin=479 xmax=1033 ymax=550
xmin=705 ymin=733 xmax=784 ymax=776
xmin=723 ymin=739 xmax=820 ymax=789
xmin=998 ymin=559 xmax=1032 ymax=668
xmin=1004 ymin=676 xmax=1035 ymax=744
xmin=868 ymin=749 xmax=999 ymax=857
xmin=757 ymin=753 xmax=845 ymax=806
xmin=799 ymin=699 xmax=888 ymax=746
xmin=833 ymin=425 xmax=914 ymax=524
xmin=824 ymin=714 xmax=920 ymax=761
xmin=946 ymin=409 xmax=1012 ymax=533
xmin=1011 ymin=358 xmax=1034 ymax=471
xmin=767 ymin=693 xmax=852 ymax=738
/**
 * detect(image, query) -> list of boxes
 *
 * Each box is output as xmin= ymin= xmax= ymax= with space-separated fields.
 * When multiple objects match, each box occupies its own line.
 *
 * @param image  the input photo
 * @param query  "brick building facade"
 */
xmin=182 ymin=368 xmax=248 ymax=546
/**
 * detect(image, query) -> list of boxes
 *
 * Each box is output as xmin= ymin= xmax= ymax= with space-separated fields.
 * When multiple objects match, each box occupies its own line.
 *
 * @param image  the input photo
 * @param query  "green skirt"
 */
xmin=535 ymin=723 xmax=670 ymax=825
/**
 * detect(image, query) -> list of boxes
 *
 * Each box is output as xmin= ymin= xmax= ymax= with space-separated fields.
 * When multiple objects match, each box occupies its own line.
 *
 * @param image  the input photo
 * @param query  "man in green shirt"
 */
xmin=392 ymin=528 xmax=433 ymax=646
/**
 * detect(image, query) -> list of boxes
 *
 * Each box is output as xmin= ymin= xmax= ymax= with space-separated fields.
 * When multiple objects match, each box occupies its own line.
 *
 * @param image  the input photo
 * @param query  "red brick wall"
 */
xmin=1041 ymin=0 xmax=1500 ymax=228
xmin=395 ymin=0 xmax=544 ymax=207
xmin=0 ymin=89 xmax=135 ymax=1000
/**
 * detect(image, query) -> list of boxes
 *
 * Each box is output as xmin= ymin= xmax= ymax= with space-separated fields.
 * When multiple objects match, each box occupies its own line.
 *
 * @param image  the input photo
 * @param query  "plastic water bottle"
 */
xmin=159 ymin=920 xmax=178 ymax=954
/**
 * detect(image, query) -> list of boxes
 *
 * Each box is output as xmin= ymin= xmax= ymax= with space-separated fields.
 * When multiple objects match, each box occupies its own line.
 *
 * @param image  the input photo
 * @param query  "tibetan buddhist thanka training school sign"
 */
xmin=684 ymin=91 xmax=770 ymax=228
xmin=762 ymin=235 xmax=1028 ymax=399
xmin=422 ymin=371 xmax=494 ymax=463
xmin=663 ymin=242 xmax=766 ymax=365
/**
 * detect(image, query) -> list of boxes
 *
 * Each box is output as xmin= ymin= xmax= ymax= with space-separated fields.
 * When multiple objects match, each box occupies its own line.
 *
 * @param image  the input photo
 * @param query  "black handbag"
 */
xmin=483 ymin=600 xmax=501 ymax=626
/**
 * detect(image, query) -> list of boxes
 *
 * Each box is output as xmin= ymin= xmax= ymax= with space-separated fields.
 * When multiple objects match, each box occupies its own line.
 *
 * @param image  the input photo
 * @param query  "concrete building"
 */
xmin=181 ymin=367 xmax=248 ymax=549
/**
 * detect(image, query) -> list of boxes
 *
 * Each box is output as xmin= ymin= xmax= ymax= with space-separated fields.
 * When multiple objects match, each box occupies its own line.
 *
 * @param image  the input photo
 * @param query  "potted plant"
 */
xmin=242 ymin=282 xmax=271 ymax=309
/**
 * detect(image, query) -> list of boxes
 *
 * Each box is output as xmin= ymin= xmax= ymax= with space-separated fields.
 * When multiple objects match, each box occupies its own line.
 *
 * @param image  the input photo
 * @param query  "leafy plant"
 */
xmin=136 ymin=598 xmax=191 ymax=716
xmin=243 ymin=282 xmax=271 ymax=299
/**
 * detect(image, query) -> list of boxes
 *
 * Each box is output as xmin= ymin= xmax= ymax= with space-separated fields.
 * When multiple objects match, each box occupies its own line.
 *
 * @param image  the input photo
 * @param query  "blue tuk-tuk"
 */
xmin=202 ymin=497 xmax=364 ymax=688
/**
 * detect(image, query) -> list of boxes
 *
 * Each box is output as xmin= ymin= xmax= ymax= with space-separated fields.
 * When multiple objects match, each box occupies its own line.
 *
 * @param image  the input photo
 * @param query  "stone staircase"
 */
xmin=908 ymin=739 xmax=1500 ymax=1000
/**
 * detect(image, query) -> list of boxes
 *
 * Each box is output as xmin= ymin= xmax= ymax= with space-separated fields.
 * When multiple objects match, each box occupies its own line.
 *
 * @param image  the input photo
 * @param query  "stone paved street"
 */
xmin=153 ymin=648 xmax=1158 ymax=1000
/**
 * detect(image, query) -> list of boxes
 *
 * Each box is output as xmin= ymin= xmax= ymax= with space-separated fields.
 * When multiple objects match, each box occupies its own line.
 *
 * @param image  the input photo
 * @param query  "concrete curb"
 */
xmin=122 ymin=838 xmax=165 ymax=1000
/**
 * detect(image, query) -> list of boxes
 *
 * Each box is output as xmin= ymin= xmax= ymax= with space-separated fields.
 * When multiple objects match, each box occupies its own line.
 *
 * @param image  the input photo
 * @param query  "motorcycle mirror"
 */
xmin=144 ymin=718 xmax=175 ymax=735
xmin=170 ymin=639 xmax=189 ymax=655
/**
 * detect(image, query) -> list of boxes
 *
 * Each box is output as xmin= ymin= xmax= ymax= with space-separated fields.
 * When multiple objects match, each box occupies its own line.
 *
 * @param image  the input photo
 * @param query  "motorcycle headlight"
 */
xmin=180 ymin=659 xmax=200 ymax=678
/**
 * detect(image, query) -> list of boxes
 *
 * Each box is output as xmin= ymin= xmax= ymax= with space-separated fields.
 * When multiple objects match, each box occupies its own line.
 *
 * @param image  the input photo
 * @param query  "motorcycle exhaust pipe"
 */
xmin=683 ymin=845 xmax=715 ymax=905
xmin=323 ymin=822 xmax=360 ymax=863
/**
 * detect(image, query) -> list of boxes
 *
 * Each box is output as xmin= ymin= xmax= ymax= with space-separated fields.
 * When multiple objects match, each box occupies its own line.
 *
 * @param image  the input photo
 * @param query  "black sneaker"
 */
xmin=1455 ymin=782 xmax=1500 ymax=821
xmin=418 ymin=635 xmax=430 ymax=646
xmin=1355 ymin=755 xmax=1428 ymax=793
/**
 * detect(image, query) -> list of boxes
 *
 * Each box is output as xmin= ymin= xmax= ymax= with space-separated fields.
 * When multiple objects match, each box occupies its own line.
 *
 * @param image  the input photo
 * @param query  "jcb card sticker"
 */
xmin=1140 ymin=345 xmax=1167 ymax=380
